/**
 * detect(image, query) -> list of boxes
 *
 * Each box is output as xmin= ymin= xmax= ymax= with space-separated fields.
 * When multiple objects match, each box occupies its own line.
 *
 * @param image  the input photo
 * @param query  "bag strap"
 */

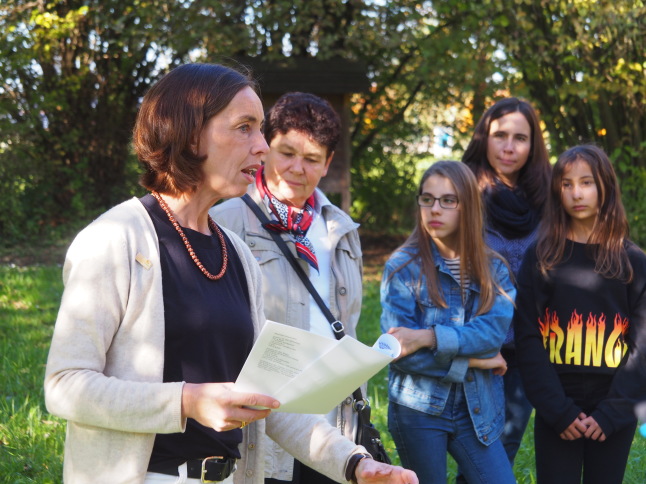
xmin=242 ymin=194 xmax=365 ymax=403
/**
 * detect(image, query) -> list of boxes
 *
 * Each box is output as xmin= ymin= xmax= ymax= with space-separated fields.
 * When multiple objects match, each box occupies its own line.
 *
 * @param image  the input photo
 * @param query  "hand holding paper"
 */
xmin=234 ymin=321 xmax=400 ymax=414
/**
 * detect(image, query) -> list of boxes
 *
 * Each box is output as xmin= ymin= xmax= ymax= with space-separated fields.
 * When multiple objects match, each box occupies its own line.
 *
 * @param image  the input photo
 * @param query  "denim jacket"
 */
xmin=380 ymin=243 xmax=516 ymax=445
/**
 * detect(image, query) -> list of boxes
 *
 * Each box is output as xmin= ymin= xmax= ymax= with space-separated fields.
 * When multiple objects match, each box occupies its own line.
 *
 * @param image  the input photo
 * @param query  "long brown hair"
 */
xmin=392 ymin=161 xmax=511 ymax=315
xmin=536 ymin=144 xmax=632 ymax=281
xmin=462 ymin=97 xmax=551 ymax=208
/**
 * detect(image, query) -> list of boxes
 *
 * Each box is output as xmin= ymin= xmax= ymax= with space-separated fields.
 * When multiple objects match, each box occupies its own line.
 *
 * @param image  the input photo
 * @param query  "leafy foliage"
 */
xmin=487 ymin=0 xmax=646 ymax=244
xmin=0 ymin=0 xmax=195 ymax=240
xmin=1 ymin=0 xmax=645 ymax=243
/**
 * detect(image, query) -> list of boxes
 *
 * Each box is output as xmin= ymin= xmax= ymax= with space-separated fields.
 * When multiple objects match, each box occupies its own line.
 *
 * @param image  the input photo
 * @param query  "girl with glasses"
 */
xmin=380 ymin=161 xmax=517 ymax=483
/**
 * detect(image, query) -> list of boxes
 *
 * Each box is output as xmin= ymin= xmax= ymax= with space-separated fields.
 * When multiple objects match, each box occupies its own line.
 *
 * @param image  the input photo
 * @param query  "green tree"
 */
xmin=411 ymin=0 xmax=646 ymax=241
xmin=2 ymin=0 xmax=644 ymax=242
xmin=2 ymin=1 xmax=470 ymax=237
xmin=0 ymin=0 xmax=198 ymax=240
xmin=494 ymin=0 xmax=644 ymax=156
xmin=483 ymin=0 xmax=646 ymax=242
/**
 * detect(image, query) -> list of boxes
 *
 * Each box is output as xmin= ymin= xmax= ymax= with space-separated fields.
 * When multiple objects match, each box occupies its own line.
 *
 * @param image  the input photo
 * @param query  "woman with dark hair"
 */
xmin=461 ymin=97 xmax=552 ymax=473
xmin=212 ymin=91 xmax=363 ymax=484
xmin=462 ymin=97 xmax=551 ymax=214
xmin=381 ymin=161 xmax=516 ymax=484
xmin=514 ymin=144 xmax=646 ymax=483
xmin=44 ymin=63 xmax=418 ymax=484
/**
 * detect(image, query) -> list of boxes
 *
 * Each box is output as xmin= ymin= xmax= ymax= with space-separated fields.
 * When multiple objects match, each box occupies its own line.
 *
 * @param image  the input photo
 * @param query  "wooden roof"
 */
xmin=236 ymin=57 xmax=370 ymax=94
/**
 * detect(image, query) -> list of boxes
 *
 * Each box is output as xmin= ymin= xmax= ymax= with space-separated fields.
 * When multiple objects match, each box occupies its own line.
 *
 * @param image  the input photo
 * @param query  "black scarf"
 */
xmin=484 ymin=181 xmax=539 ymax=239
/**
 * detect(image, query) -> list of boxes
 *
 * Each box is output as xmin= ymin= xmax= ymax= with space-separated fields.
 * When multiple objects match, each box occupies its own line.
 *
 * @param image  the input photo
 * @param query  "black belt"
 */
xmin=156 ymin=456 xmax=236 ymax=482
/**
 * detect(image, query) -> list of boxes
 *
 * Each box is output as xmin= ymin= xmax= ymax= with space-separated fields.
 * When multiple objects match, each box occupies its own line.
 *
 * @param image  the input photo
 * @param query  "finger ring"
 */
xmin=240 ymin=421 xmax=247 ymax=429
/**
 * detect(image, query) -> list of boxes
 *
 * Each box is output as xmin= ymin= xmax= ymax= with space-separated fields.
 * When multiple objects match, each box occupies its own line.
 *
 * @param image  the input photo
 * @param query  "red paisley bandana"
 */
xmin=255 ymin=167 xmax=319 ymax=272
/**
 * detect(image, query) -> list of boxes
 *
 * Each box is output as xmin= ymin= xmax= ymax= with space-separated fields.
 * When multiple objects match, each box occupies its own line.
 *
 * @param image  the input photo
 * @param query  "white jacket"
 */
xmin=212 ymin=186 xmax=364 ymax=480
xmin=44 ymin=198 xmax=362 ymax=484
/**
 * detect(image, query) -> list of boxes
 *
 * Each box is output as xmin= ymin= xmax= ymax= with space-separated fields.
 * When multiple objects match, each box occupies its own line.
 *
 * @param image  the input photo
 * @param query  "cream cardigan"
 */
xmin=45 ymin=198 xmax=360 ymax=484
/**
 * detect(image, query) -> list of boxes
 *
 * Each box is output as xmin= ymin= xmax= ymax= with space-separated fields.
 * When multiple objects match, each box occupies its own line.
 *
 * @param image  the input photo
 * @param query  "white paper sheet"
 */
xmin=234 ymin=320 xmax=400 ymax=413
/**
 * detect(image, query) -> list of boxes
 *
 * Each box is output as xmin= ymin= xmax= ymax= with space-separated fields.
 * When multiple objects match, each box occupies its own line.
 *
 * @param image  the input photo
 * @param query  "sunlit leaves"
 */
xmin=1 ymin=0 xmax=644 ymax=241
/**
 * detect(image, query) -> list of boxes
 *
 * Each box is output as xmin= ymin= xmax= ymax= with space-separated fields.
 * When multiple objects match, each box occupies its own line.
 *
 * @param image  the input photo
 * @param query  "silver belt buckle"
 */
xmin=201 ymin=456 xmax=225 ymax=483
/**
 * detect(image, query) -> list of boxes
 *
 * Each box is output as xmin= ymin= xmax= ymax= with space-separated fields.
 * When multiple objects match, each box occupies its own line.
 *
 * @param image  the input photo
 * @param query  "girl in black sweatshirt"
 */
xmin=513 ymin=144 xmax=646 ymax=484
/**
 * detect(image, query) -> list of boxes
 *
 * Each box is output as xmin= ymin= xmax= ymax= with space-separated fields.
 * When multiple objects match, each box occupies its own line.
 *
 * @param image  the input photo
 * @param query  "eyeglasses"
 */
xmin=417 ymin=194 xmax=459 ymax=209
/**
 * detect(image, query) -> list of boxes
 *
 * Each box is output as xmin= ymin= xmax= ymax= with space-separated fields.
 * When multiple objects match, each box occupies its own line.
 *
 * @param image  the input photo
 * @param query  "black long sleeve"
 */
xmin=514 ymin=240 xmax=646 ymax=436
xmin=513 ymin=244 xmax=582 ymax=433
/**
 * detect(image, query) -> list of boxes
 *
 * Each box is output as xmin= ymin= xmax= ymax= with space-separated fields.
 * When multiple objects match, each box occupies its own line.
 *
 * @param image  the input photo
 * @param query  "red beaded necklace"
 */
xmin=152 ymin=191 xmax=228 ymax=280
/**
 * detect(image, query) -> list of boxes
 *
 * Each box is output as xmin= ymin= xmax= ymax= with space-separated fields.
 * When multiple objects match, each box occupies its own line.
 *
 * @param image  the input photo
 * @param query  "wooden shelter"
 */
xmin=239 ymin=57 xmax=370 ymax=213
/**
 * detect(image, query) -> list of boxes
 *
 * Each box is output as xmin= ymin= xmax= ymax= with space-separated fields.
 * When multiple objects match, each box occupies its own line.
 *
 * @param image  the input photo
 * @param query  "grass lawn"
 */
xmin=1 ymin=262 xmax=645 ymax=482
xmin=0 ymin=265 xmax=65 ymax=483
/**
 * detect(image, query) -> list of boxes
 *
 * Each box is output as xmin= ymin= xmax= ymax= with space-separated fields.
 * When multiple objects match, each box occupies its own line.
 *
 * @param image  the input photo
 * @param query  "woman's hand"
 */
xmin=581 ymin=415 xmax=607 ymax=442
xmin=356 ymin=458 xmax=419 ymax=484
xmin=468 ymin=352 xmax=508 ymax=375
xmin=181 ymin=382 xmax=280 ymax=432
xmin=559 ymin=413 xmax=588 ymax=440
xmin=387 ymin=327 xmax=435 ymax=359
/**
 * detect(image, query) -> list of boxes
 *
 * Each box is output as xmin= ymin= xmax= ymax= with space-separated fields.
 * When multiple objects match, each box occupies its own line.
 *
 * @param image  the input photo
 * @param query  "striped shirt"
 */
xmin=442 ymin=256 xmax=470 ymax=289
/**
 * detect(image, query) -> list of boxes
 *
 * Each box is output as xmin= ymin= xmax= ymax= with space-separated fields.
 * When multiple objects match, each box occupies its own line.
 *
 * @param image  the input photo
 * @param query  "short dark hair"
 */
xmin=462 ymin=97 xmax=551 ymax=209
xmin=264 ymin=92 xmax=340 ymax=157
xmin=134 ymin=63 xmax=257 ymax=195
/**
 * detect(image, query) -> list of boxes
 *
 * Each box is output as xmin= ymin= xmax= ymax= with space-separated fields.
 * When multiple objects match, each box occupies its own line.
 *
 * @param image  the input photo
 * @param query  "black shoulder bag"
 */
xmin=242 ymin=194 xmax=391 ymax=464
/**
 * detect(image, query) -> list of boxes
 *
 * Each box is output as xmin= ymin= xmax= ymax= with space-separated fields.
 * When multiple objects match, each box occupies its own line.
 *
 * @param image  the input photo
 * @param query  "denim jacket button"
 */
xmin=474 ymin=407 xmax=481 ymax=414
xmin=466 ymin=373 xmax=474 ymax=382
xmin=339 ymin=287 xmax=347 ymax=295
xmin=483 ymin=435 xmax=488 ymax=442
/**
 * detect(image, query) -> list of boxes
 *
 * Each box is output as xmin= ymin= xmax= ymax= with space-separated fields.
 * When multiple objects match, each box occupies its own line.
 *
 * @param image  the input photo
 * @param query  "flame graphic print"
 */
xmin=537 ymin=309 xmax=629 ymax=368
xmin=584 ymin=313 xmax=605 ymax=366
xmin=606 ymin=314 xmax=629 ymax=367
